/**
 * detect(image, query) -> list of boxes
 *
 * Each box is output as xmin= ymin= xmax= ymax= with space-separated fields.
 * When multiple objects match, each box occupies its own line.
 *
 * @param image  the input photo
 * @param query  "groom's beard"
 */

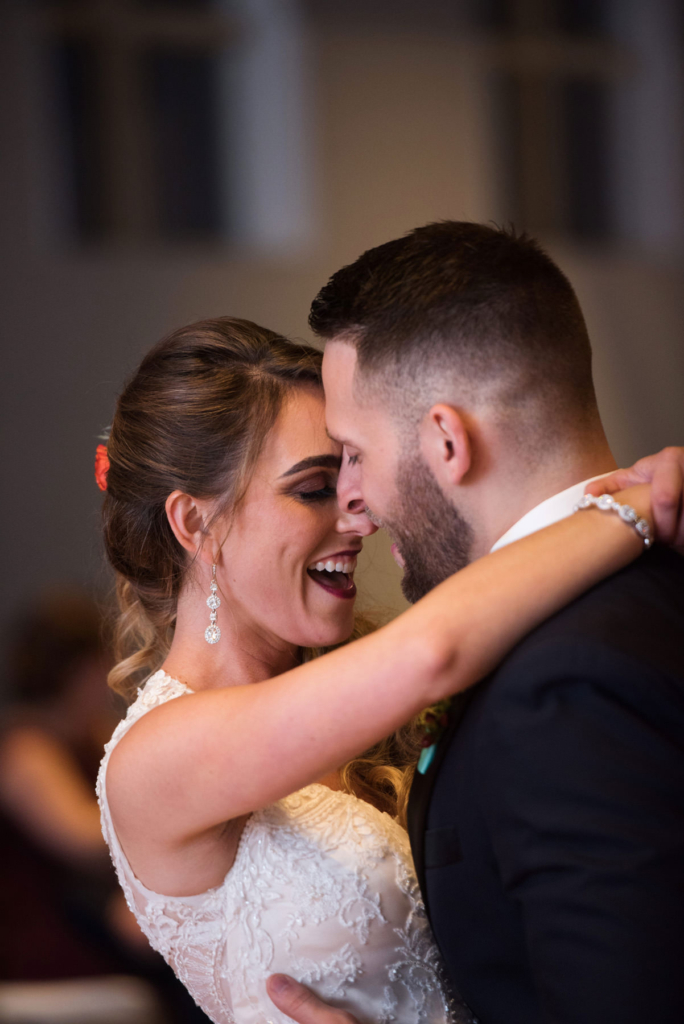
xmin=378 ymin=452 xmax=475 ymax=604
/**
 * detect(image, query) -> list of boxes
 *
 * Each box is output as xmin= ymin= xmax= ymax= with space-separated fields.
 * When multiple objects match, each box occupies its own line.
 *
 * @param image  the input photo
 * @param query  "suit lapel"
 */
xmin=407 ymin=687 xmax=478 ymax=907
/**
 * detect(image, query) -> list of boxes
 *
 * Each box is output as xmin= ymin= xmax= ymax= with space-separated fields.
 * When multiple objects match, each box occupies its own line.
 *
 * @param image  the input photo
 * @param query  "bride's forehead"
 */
xmin=259 ymin=389 xmax=341 ymax=469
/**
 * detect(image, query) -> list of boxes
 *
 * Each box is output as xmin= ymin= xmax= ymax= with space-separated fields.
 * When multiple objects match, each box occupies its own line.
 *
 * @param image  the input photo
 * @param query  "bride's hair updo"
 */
xmin=103 ymin=316 xmax=420 ymax=822
xmin=103 ymin=317 xmax=322 ymax=697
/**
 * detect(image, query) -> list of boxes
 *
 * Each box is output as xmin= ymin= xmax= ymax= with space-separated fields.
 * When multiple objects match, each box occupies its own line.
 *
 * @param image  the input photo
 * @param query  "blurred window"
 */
xmin=144 ymin=48 xmax=222 ymax=238
xmin=136 ymin=1 xmax=215 ymax=8
xmin=469 ymin=0 xmax=610 ymax=38
xmin=476 ymin=0 xmax=623 ymax=242
xmin=40 ymin=0 xmax=235 ymax=244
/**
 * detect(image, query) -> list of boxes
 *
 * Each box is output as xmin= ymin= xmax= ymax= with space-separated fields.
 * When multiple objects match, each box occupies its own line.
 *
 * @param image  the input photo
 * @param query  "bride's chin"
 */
xmin=298 ymin=618 xmax=355 ymax=650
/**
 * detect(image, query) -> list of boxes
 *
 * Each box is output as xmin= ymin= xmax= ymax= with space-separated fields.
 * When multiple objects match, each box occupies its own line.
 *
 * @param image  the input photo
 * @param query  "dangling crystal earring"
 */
xmin=204 ymin=564 xmax=221 ymax=644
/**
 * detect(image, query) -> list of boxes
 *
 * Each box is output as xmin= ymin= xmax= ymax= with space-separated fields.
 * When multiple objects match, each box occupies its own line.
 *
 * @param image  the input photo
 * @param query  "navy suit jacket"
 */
xmin=408 ymin=546 xmax=684 ymax=1024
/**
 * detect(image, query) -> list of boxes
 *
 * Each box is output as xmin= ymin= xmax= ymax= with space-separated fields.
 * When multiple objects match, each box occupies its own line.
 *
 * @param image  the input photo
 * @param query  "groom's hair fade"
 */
xmin=309 ymin=221 xmax=601 ymax=444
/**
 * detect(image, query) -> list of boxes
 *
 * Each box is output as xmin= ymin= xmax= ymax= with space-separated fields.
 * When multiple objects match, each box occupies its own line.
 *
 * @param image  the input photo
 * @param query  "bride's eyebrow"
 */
xmin=279 ymin=454 xmax=342 ymax=478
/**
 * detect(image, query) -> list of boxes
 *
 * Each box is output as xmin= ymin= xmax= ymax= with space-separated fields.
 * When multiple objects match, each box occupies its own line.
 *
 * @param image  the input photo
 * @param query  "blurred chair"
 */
xmin=0 ymin=975 xmax=162 ymax=1024
xmin=0 ymin=589 xmax=212 ymax=1023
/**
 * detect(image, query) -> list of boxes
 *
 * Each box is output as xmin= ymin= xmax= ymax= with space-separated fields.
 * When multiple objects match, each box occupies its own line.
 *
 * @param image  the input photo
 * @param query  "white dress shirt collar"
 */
xmin=490 ymin=472 xmax=613 ymax=553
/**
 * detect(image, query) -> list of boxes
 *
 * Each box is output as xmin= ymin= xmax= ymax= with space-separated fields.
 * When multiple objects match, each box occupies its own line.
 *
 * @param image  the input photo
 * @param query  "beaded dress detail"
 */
xmin=97 ymin=670 xmax=472 ymax=1024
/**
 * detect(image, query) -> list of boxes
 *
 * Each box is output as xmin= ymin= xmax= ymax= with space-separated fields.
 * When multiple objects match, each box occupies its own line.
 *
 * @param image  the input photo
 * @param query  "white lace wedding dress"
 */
xmin=97 ymin=670 xmax=473 ymax=1024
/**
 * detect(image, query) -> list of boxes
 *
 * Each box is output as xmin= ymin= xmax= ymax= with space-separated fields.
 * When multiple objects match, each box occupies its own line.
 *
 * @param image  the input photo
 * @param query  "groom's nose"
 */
xmin=336 ymin=460 xmax=365 ymax=515
xmin=343 ymin=495 xmax=366 ymax=514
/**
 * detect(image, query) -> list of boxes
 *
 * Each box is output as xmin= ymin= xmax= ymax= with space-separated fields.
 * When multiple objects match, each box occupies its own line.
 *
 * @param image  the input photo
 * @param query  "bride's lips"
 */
xmin=307 ymin=550 xmax=359 ymax=600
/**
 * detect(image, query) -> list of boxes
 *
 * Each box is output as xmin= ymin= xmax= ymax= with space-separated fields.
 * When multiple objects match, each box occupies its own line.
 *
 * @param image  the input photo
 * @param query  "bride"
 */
xmin=97 ymin=317 xmax=666 ymax=1024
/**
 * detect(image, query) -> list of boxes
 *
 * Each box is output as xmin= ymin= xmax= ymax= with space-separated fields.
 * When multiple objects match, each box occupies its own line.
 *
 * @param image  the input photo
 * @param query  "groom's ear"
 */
xmin=419 ymin=404 xmax=472 ymax=490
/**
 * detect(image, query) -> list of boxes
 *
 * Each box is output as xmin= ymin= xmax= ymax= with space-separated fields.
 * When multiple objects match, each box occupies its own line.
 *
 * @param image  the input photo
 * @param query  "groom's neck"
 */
xmin=468 ymin=435 xmax=618 ymax=560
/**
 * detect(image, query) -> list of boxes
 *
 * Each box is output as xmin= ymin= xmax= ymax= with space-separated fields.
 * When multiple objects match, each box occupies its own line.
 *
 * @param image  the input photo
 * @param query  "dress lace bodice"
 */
xmin=97 ymin=671 xmax=472 ymax=1024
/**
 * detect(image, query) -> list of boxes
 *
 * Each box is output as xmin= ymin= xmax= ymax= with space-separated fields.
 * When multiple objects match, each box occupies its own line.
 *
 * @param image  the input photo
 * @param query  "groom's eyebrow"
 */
xmin=280 ymin=454 xmax=342 ymax=477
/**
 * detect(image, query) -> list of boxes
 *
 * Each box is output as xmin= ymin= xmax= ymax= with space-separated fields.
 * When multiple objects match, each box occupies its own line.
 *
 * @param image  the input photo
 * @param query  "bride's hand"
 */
xmin=585 ymin=446 xmax=684 ymax=552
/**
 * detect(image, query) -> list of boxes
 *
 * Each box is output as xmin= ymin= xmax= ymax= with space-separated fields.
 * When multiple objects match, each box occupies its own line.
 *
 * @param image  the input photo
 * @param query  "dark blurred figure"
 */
xmin=0 ymin=589 xmax=210 ymax=1023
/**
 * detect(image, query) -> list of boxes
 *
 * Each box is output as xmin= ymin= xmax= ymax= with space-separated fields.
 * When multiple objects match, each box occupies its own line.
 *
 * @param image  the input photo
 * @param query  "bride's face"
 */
xmin=213 ymin=387 xmax=376 ymax=649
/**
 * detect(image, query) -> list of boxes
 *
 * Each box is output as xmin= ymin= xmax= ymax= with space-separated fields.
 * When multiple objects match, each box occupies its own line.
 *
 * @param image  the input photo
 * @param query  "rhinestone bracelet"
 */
xmin=573 ymin=492 xmax=653 ymax=548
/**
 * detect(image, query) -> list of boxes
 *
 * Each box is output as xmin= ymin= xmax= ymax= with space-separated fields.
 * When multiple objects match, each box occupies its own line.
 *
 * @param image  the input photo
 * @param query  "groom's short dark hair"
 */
xmin=309 ymin=221 xmax=598 ymax=428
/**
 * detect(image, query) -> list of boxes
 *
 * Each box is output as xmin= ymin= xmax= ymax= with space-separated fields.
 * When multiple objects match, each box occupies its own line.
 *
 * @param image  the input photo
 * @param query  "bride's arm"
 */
xmin=108 ymin=484 xmax=652 ymax=840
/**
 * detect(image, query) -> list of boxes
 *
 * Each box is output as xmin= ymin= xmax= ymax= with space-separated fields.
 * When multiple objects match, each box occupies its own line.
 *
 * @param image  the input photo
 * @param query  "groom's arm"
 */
xmin=481 ymin=635 xmax=684 ymax=1024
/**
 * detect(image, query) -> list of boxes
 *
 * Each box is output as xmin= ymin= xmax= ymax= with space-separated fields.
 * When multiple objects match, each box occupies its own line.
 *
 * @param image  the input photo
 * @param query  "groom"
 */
xmin=269 ymin=222 xmax=684 ymax=1023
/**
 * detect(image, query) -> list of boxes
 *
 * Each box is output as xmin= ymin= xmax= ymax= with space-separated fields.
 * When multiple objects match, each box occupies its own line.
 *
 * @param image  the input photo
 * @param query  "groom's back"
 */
xmin=422 ymin=546 xmax=684 ymax=1024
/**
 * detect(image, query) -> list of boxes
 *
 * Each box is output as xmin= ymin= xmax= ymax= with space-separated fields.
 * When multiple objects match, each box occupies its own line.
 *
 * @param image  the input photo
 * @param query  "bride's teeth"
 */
xmin=308 ymin=556 xmax=357 ymax=574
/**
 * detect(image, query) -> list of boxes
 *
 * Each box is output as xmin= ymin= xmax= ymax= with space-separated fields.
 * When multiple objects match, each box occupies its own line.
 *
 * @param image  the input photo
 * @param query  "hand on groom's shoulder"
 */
xmin=586 ymin=445 xmax=684 ymax=553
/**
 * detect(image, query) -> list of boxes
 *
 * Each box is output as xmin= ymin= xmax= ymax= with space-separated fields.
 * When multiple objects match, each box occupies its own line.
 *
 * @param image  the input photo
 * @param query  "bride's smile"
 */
xmin=306 ymin=552 xmax=358 ymax=598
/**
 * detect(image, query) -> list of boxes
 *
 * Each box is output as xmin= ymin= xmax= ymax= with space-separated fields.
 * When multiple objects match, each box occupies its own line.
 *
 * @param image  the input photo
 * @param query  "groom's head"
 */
xmin=313 ymin=221 xmax=608 ymax=601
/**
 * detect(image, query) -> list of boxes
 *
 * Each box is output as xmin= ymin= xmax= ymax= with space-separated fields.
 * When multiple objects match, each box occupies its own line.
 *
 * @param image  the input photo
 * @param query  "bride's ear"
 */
xmin=165 ymin=491 xmax=215 ymax=565
xmin=419 ymin=404 xmax=472 ymax=490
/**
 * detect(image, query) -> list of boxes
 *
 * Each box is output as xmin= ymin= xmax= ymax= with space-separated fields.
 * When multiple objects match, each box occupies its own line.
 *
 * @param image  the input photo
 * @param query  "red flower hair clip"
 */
xmin=95 ymin=444 xmax=109 ymax=492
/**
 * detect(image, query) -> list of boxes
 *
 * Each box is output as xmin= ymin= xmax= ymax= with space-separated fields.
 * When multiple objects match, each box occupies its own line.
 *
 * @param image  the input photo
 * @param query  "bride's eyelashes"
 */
xmin=294 ymin=485 xmax=337 ymax=504
xmin=286 ymin=473 xmax=339 ymax=504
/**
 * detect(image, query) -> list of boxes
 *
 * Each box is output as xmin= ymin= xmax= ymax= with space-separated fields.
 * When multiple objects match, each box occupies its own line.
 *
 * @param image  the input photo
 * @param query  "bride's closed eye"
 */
xmin=295 ymin=484 xmax=337 ymax=504
xmin=287 ymin=473 xmax=339 ymax=504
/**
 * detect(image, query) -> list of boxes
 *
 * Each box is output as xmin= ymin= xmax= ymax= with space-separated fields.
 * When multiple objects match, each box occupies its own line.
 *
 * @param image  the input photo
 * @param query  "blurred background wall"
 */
xmin=1 ymin=0 xmax=683 ymax=674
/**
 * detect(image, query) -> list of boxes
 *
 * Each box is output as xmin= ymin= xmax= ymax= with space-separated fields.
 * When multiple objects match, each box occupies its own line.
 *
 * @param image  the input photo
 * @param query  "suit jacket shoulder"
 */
xmin=411 ymin=547 xmax=684 ymax=1024
xmin=499 ymin=544 xmax=684 ymax=682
